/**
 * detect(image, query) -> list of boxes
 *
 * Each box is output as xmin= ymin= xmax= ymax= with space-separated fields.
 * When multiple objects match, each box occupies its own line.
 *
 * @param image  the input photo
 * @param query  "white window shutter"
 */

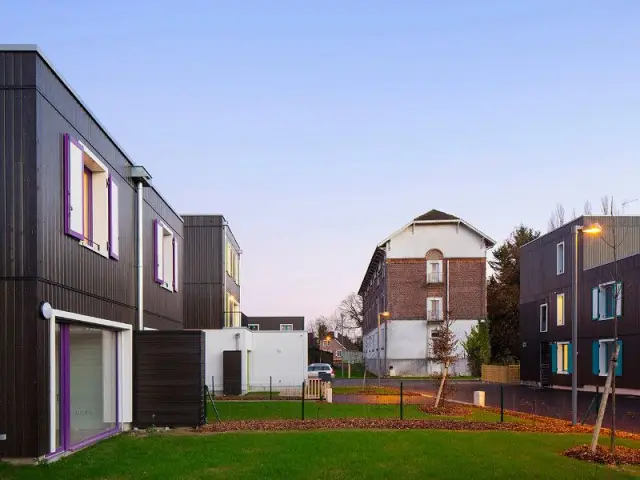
xmin=616 ymin=282 xmax=622 ymax=317
xmin=426 ymin=299 xmax=432 ymax=318
xmin=438 ymin=300 xmax=443 ymax=320
xmin=154 ymin=220 xmax=164 ymax=283
xmin=65 ymin=134 xmax=84 ymax=240
xmin=173 ymin=238 xmax=179 ymax=292
xmin=108 ymin=176 xmax=120 ymax=260
xmin=591 ymin=287 xmax=599 ymax=320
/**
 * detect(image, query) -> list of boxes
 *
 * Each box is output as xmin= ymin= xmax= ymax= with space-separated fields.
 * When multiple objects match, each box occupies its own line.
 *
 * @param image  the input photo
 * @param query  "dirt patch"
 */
xmin=563 ymin=444 xmax=640 ymax=465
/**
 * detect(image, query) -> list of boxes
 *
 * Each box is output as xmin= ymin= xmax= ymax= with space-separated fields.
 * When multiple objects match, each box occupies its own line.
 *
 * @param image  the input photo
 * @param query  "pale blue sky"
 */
xmin=4 ymin=1 xmax=640 ymax=324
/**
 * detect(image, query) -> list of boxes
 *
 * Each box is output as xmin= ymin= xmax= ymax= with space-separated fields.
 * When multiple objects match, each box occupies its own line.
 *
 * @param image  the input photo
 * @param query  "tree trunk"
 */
xmin=434 ymin=362 xmax=450 ymax=408
xmin=590 ymin=343 xmax=618 ymax=452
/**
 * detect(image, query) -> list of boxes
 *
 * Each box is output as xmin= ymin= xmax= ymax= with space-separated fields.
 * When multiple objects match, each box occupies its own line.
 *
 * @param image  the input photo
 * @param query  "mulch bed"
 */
xmin=418 ymin=403 xmax=473 ymax=417
xmin=563 ymin=444 xmax=640 ymax=465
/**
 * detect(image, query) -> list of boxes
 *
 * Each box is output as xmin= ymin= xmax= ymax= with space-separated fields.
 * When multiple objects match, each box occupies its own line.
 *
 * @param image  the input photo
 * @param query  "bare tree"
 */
xmin=600 ymin=195 xmax=610 ymax=215
xmin=338 ymin=293 xmax=364 ymax=331
xmin=547 ymin=203 xmax=566 ymax=231
xmin=590 ymin=198 xmax=625 ymax=453
xmin=432 ymin=315 xmax=458 ymax=408
xmin=584 ymin=200 xmax=593 ymax=215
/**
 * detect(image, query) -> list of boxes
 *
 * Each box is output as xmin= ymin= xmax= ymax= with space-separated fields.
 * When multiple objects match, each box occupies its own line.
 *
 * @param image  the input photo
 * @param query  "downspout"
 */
xmin=446 ymin=259 xmax=450 ymax=320
xmin=137 ymin=181 xmax=144 ymax=331
xmin=222 ymin=222 xmax=227 ymax=328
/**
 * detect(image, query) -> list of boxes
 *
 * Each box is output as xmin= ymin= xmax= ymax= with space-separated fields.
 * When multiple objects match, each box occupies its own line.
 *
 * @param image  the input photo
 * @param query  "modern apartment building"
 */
xmin=520 ymin=215 xmax=640 ymax=394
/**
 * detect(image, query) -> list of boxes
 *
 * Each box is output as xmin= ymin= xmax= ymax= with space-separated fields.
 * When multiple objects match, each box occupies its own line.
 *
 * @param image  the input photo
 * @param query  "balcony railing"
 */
xmin=426 ymin=311 xmax=443 ymax=321
xmin=426 ymin=271 xmax=443 ymax=283
xmin=224 ymin=311 xmax=242 ymax=328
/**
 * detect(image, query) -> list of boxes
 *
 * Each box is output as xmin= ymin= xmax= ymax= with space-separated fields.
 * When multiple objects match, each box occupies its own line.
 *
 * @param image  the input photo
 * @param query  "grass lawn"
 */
xmin=333 ymin=363 xmax=374 ymax=378
xmin=209 ymin=400 xmax=524 ymax=423
xmin=1 ymin=430 xmax=638 ymax=479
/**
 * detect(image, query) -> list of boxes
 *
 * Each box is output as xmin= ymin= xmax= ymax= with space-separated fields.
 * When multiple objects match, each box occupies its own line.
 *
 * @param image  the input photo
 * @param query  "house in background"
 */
xmin=358 ymin=209 xmax=494 ymax=377
xmin=320 ymin=332 xmax=359 ymax=364
xmin=242 ymin=315 xmax=305 ymax=331
xmin=520 ymin=215 xmax=640 ymax=395
xmin=183 ymin=215 xmax=241 ymax=329
xmin=0 ymin=46 xmax=183 ymax=460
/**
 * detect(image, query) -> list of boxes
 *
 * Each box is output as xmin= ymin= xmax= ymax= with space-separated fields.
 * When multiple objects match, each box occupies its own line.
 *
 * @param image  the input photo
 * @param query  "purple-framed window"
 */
xmin=49 ymin=323 xmax=120 ymax=457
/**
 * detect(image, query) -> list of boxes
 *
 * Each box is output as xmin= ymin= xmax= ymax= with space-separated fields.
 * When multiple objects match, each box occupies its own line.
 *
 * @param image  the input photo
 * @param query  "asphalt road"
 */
xmin=333 ymin=378 xmax=640 ymax=432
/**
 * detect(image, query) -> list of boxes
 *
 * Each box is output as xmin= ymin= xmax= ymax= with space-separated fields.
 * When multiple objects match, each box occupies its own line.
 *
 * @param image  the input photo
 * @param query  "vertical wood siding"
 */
xmin=582 ymin=216 xmax=640 ymax=270
xmin=133 ymin=331 xmax=205 ymax=427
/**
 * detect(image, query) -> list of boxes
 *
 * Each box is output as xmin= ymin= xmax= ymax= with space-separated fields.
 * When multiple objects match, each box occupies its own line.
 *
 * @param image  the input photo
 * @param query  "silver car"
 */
xmin=307 ymin=363 xmax=335 ymax=378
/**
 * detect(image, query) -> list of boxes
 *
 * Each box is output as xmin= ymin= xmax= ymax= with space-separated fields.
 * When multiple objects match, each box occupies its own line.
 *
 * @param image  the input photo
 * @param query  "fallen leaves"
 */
xmin=418 ymin=403 xmax=473 ymax=417
xmin=563 ymin=444 xmax=640 ymax=465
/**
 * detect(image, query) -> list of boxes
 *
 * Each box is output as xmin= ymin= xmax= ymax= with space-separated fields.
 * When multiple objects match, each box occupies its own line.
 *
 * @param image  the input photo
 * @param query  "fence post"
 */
xmin=500 ymin=384 xmax=504 ymax=422
xmin=270 ymin=376 xmax=272 ymax=400
xmin=212 ymin=376 xmax=215 ymax=399
xmin=400 ymin=382 xmax=404 ymax=420
xmin=204 ymin=386 xmax=208 ymax=424
xmin=302 ymin=381 xmax=306 ymax=420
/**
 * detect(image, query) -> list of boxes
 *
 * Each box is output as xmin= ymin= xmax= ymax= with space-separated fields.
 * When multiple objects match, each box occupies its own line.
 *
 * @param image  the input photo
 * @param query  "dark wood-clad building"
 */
xmin=0 ymin=45 xmax=183 ymax=460
xmin=520 ymin=215 xmax=640 ymax=394
xmin=183 ymin=215 xmax=241 ymax=329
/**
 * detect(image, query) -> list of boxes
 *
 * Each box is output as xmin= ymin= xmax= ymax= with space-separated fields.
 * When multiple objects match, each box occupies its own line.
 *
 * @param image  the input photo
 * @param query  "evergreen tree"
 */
xmin=487 ymin=225 xmax=540 ymax=363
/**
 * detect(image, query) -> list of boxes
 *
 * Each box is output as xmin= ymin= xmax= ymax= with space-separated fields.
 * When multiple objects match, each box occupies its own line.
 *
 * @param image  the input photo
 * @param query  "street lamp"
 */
xmin=377 ymin=311 xmax=390 ymax=386
xmin=572 ymin=222 xmax=602 ymax=425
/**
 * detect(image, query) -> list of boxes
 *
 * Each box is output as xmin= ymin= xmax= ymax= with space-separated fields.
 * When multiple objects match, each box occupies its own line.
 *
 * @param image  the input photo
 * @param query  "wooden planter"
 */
xmin=481 ymin=364 xmax=520 ymax=384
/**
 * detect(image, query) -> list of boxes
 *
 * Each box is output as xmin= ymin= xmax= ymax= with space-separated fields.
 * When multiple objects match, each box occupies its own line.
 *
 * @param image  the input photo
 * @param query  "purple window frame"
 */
xmin=63 ymin=133 xmax=85 ymax=241
xmin=108 ymin=176 xmax=119 ymax=260
xmin=47 ymin=324 xmax=120 ymax=458
xmin=84 ymin=166 xmax=94 ymax=246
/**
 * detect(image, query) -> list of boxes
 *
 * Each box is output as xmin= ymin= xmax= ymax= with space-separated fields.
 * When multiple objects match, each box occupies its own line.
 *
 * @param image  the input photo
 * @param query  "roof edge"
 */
xmin=0 ymin=44 xmax=183 ymax=223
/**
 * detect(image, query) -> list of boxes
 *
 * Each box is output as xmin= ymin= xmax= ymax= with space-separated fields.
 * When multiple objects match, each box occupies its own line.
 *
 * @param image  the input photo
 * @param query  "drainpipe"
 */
xmin=446 ymin=259 xmax=450 ymax=320
xmin=223 ymin=222 xmax=227 ymax=328
xmin=137 ymin=181 xmax=144 ymax=331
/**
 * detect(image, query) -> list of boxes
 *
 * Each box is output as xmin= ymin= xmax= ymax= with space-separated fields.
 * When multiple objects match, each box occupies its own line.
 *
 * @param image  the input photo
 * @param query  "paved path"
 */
xmin=333 ymin=378 xmax=640 ymax=432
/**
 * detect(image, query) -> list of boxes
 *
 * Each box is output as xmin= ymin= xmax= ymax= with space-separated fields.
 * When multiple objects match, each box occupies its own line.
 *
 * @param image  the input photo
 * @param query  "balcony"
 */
xmin=426 ymin=271 xmax=443 ymax=284
xmin=224 ymin=310 xmax=242 ymax=328
xmin=426 ymin=311 xmax=443 ymax=322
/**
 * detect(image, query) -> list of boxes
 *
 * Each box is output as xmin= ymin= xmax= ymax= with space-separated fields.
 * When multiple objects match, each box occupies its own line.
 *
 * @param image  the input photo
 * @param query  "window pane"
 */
xmin=69 ymin=326 xmax=117 ymax=446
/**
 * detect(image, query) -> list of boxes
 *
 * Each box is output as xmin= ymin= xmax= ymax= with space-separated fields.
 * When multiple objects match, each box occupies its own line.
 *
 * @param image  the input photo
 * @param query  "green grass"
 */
xmin=333 ymin=363 xmax=373 ymax=378
xmin=209 ymin=400 xmax=525 ymax=423
xmin=1 ymin=430 xmax=638 ymax=479
xmin=243 ymin=391 xmax=280 ymax=397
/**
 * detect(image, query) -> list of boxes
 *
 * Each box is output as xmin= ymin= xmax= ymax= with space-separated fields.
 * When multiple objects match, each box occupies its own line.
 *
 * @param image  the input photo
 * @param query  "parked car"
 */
xmin=308 ymin=363 xmax=335 ymax=378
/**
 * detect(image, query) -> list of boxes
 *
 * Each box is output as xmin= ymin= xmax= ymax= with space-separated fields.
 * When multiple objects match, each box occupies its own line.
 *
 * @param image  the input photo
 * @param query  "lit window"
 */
xmin=554 ymin=342 xmax=571 ymax=374
xmin=64 ymin=134 xmax=119 ymax=259
xmin=226 ymin=242 xmax=240 ymax=284
xmin=280 ymin=324 xmax=293 ymax=331
xmin=540 ymin=304 xmax=548 ymax=332
xmin=154 ymin=220 xmax=179 ymax=292
xmin=225 ymin=294 xmax=240 ymax=327
xmin=556 ymin=242 xmax=565 ymax=275
xmin=556 ymin=294 xmax=565 ymax=326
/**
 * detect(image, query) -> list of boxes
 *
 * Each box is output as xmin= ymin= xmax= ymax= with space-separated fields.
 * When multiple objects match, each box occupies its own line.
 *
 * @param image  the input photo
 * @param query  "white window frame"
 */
xmin=280 ymin=324 xmax=293 ymax=331
xmin=336 ymin=350 xmax=342 ymax=358
xmin=556 ymin=293 xmax=565 ymax=326
xmin=248 ymin=324 xmax=259 ymax=331
xmin=556 ymin=341 xmax=569 ymax=374
xmin=426 ymin=297 xmax=443 ymax=321
xmin=540 ymin=303 xmax=548 ymax=332
xmin=155 ymin=221 xmax=177 ymax=292
xmin=595 ymin=281 xmax=621 ymax=321
xmin=426 ymin=260 xmax=443 ymax=283
xmin=556 ymin=242 xmax=565 ymax=275
xmin=598 ymin=338 xmax=615 ymax=377
xmin=321 ymin=340 xmax=330 ymax=347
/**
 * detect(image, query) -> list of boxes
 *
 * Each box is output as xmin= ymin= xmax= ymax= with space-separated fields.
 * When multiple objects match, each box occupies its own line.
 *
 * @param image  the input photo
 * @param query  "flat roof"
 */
xmin=0 ymin=44 xmax=183 ymax=222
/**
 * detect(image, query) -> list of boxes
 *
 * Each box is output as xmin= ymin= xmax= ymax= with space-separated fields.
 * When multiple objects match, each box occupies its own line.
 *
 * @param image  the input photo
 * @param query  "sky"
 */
xmin=3 ymin=1 xmax=640 ymax=325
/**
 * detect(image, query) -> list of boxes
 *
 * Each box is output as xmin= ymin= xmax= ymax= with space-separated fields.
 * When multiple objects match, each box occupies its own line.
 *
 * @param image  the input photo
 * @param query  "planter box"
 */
xmin=481 ymin=364 xmax=520 ymax=384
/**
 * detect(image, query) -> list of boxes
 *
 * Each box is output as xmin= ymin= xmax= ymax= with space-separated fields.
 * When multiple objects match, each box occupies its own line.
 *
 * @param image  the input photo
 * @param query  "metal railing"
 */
xmin=426 ymin=311 xmax=443 ymax=321
xmin=427 ymin=271 xmax=443 ymax=283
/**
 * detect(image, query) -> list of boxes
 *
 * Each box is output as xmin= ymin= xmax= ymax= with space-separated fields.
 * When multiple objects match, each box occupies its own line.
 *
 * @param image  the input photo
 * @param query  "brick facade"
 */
xmin=447 ymin=258 xmax=487 ymax=320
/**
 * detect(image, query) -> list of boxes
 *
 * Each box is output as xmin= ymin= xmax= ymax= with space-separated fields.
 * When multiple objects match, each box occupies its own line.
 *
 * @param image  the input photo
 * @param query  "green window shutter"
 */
xmin=592 ymin=341 xmax=600 ymax=375
xmin=615 ymin=340 xmax=623 ymax=377
xmin=591 ymin=287 xmax=599 ymax=320
xmin=567 ymin=343 xmax=573 ymax=374
xmin=550 ymin=343 xmax=557 ymax=374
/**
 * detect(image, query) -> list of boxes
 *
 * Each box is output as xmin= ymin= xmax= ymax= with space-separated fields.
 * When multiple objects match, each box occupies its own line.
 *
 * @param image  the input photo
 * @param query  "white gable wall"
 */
xmin=386 ymin=223 xmax=487 ymax=259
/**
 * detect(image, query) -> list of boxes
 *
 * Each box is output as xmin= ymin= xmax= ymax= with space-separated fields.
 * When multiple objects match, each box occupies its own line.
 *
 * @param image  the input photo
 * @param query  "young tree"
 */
xmin=590 ymin=199 xmax=625 ymax=453
xmin=487 ymin=225 xmax=540 ymax=363
xmin=433 ymin=315 xmax=458 ymax=408
xmin=462 ymin=320 xmax=491 ymax=377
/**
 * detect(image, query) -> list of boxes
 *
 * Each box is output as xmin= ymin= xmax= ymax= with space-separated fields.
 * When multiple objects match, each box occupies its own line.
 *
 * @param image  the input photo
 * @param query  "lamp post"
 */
xmin=377 ymin=311 xmax=390 ymax=386
xmin=571 ymin=222 xmax=602 ymax=425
